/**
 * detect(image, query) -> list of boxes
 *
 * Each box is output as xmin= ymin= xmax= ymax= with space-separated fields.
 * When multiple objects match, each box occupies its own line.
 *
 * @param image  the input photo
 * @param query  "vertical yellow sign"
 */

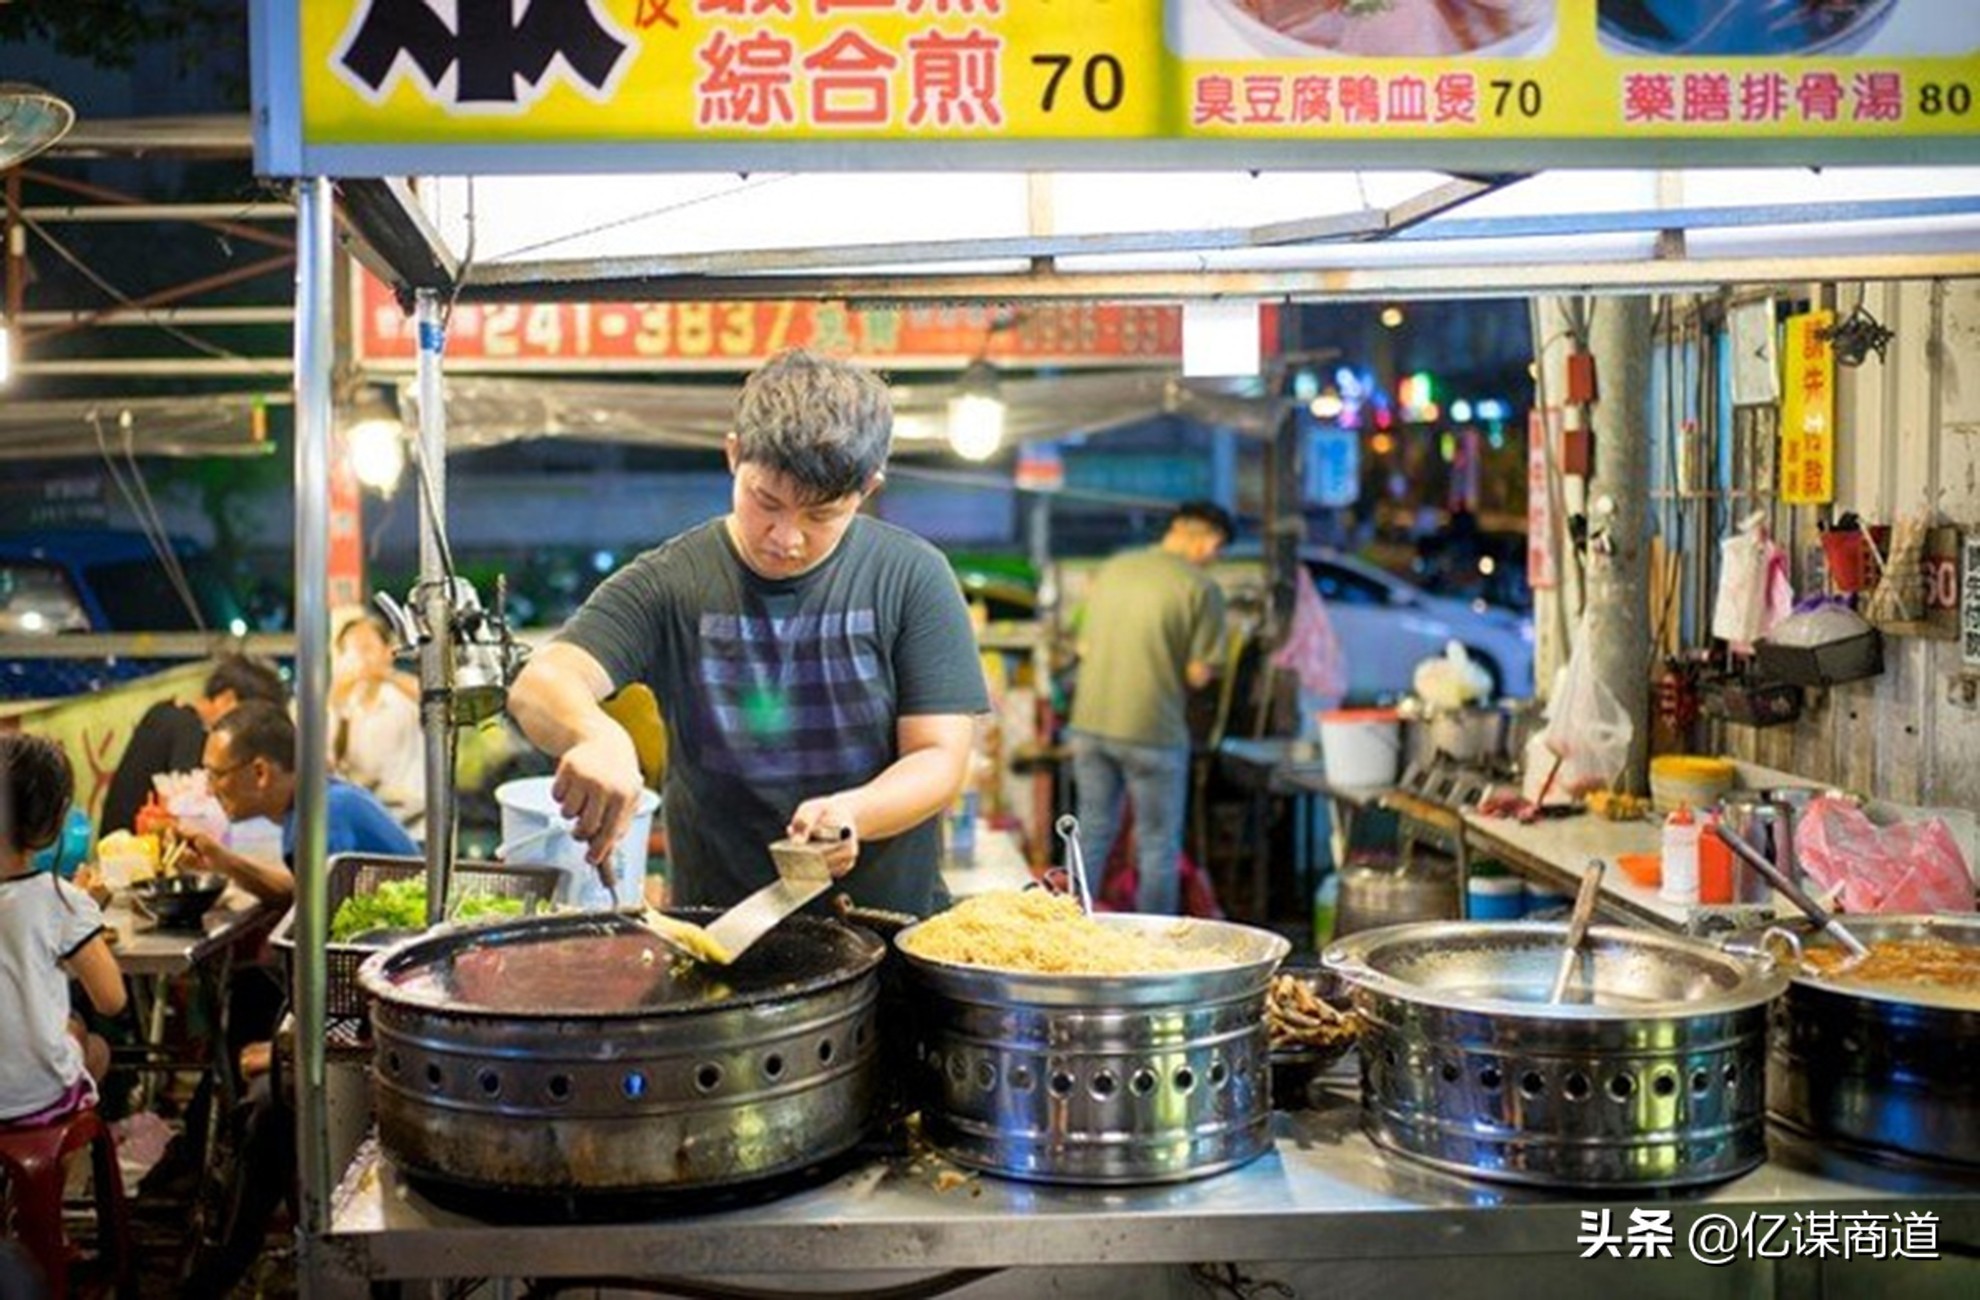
xmin=1781 ymin=311 xmax=1835 ymax=506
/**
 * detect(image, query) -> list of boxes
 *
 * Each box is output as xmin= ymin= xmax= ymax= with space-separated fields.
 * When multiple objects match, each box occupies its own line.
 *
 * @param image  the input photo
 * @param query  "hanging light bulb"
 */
xmin=947 ymin=359 xmax=1005 ymax=461
xmin=346 ymin=386 xmax=407 ymax=494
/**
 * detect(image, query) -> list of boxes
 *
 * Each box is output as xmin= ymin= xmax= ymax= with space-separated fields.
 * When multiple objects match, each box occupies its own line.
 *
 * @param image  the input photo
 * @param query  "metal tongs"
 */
xmin=1052 ymin=815 xmax=1095 ymax=915
xmin=1547 ymin=861 xmax=1606 ymax=1004
xmin=1710 ymin=824 xmax=1870 ymax=971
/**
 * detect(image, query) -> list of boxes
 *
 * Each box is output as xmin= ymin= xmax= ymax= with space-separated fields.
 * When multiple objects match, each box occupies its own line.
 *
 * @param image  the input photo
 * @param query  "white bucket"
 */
xmin=1318 ymin=709 xmax=1403 ymax=789
xmin=494 ymin=776 xmax=659 ymax=910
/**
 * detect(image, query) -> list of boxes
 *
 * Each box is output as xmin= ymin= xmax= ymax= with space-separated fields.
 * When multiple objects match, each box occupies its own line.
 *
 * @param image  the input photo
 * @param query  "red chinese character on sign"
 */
xmin=803 ymin=30 xmax=898 ymax=125
xmin=1622 ymin=74 xmax=1677 ymax=122
xmin=1433 ymin=73 xmax=1476 ymax=123
xmin=697 ymin=29 xmax=798 ymax=127
xmin=1852 ymin=72 xmax=1904 ymax=121
xmin=637 ymin=0 xmax=680 ymax=29
xmin=1387 ymin=76 xmax=1428 ymax=122
xmin=1738 ymin=72 xmax=1788 ymax=122
xmin=1797 ymin=72 xmax=1845 ymax=121
xmin=695 ymin=0 xmax=794 ymax=13
xmin=1290 ymin=75 xmax=1333 ymax=123
xmin=1339 ymin=75 xmax=1380 ymax=123
xmin=1243 ymin=76 xmax=1284 ymax=123
xmin=1682 ymin=73 xmax=1731 ymax=122
xmin=906 ymin=28 xmax=1003 ymax=127
xmin=1195 ymin=76 xmax=1237 ymax=124
xmin=905 ymin=0 xmax=1003 ymax=11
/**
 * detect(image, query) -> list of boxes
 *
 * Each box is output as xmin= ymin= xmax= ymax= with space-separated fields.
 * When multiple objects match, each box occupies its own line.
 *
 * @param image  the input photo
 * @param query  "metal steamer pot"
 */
xmin=1325 ymin=922 xmax=1787 ymax=1189
xmin=1736 ymin=914 xmax=1980 ymax=1168
xmin=357 ymin=909 xmax=886 ymax=1208
xmin=896 ymin=914 xmax=1291 ymax=1185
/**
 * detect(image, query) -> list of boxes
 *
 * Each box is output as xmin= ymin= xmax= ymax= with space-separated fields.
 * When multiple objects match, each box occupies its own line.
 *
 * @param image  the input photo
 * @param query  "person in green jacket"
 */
xmin=1068 ymin=501 xmax=1232 ymax=914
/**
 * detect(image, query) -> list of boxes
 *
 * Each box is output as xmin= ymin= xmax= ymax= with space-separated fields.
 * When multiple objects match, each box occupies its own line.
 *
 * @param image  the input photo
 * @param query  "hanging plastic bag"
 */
xmin=1795 ymin=796 xmax=1975 ymax=915
xmin=1536 ymin=612 xmax=1634 ymax=796
xmin=1270 ymin=563 xmax=1347 ymax=709
xmin=1712 ymin=513 xmax=1793 ymax=653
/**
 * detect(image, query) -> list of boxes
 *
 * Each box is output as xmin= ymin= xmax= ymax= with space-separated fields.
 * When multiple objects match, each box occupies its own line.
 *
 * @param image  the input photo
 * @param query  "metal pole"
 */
xmin=292 ymin=174 xmax=334 ymax=1248
xmin=1585 ymin=295 xmax=1655 ymax=794
xmin=415 ymin=288 xmax=455 ymax=926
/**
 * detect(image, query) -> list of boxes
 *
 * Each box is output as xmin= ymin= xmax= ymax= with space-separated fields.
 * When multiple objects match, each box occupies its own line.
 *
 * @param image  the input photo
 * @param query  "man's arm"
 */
xmin=507 ymin=642 xmax=645 ymax=867
xmin=786 ymin=713 xmax=977 ymax=876
xmin=179 ymin=829 xmax=295 ymax=905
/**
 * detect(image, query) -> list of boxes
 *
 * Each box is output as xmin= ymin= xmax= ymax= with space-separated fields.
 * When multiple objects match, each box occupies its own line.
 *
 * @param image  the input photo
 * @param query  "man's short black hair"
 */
xmin=211 ymin=700 xmax=296 ymax=773
xmin=1171 ymin=500 xmax=1236 ymax=543
xmin=0 ymin=733 xmax=74 ymax=855
xmin=204 ymin=655 xmax=288 ymax=708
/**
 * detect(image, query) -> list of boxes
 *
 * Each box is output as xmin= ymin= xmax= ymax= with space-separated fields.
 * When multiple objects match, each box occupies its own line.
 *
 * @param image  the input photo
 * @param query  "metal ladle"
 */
xmin=1547 ymin=861 xmax=1606 ymax=1004
xmin=1053 ymin=814 xmax=1095 ymax=915
xmin=1710 ymin=824 xmax=1870 ymax=968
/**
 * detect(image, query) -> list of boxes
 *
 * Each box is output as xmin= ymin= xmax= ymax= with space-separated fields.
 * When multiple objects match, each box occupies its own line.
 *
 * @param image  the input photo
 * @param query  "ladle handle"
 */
xmin=1547 ymin=861 xmax=1605 ymax=1004
xmin=1710 ymin=825 xmax=1869 ymax=960
xmin=1053 ymin=815 xmax=1094 ymax=915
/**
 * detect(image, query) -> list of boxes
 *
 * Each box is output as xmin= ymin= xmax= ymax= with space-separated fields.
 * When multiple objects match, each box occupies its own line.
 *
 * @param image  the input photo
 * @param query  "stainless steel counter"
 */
xmin=320 ymin=1100 xmax=1980 ymax=1288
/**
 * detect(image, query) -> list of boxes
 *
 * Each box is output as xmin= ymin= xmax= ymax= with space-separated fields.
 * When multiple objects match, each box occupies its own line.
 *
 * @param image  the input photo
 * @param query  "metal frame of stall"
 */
xmin=253 ymin=6 xmax=1980 ymax=1295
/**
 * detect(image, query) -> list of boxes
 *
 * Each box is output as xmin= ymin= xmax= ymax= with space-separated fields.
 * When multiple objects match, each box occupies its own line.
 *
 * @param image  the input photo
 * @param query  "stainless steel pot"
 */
xmin=357 ymin=910 xmax=885 ymax=1203
xmin=1717 ymin=792 xmax=1790 ymax=904
xmin=896 ymin=913 xmax=1290 ymax=1184
xmin=1325 ymin=921 xmax=1786 ymax=1189
xmin=1334 ymin=860 xmax=1461 ymax=938
xmin=1737 ymin=914 xmax=1980 ymax=1167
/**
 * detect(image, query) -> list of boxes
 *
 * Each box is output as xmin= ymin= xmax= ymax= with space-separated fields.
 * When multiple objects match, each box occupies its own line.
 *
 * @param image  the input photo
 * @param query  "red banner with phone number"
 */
xmin=354 ymin=272 xmax=1216 ymax=371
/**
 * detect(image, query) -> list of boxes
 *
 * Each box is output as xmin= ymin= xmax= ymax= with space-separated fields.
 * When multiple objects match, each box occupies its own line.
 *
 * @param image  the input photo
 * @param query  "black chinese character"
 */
xmin=340 ymin=0 xmax=631 ymax=105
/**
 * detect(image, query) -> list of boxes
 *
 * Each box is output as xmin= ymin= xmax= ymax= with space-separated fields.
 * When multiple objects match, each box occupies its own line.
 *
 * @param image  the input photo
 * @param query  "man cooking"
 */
xmin=508 ymin=349 xmax=990 ymax=917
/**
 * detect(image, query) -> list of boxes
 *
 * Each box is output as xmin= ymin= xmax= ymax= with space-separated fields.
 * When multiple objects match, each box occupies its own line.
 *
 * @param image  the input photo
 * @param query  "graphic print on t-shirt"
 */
xmin=695 ymin=606 xmax=889 ymax=785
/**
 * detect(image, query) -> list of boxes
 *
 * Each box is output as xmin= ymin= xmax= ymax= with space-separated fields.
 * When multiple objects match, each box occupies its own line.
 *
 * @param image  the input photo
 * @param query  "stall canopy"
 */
xmin=342 ymin=165 xmax=1980 ymax=307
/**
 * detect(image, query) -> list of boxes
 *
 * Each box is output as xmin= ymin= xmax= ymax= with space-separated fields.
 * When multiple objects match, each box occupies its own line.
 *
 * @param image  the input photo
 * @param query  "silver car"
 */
xmin=1215 ymin=551 xmax=1535 ymax=704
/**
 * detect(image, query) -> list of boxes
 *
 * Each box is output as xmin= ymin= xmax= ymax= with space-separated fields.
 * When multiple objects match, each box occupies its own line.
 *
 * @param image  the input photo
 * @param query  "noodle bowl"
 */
xmin=900 ymin=891 xmax=1235 ymax=975
xmin=1217 ymin=0 xmax=1555 ymax=58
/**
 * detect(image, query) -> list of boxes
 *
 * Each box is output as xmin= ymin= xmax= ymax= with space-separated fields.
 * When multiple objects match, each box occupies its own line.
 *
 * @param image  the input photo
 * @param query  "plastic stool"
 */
xmin=0 ymin=1106 xmax=135 ymax=1299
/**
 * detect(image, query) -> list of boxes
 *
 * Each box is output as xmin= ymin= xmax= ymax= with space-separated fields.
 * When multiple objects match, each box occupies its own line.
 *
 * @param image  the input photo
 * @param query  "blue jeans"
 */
xmin=1070 ymin=731 xmax=1192 ymax=915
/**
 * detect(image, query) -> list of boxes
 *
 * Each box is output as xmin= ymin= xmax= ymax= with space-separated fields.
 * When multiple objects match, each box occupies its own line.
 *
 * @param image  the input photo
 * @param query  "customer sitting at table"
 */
xmin=98 ymin=654 xmax=288 ymax=837
xmin=0 ymin=733 xmax=130 ymax=1127
xmin=175 ymin=700 xmax=417 ymax=901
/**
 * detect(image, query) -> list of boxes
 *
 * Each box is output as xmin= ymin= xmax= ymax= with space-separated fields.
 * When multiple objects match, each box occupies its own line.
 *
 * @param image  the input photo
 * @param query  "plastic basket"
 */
xmin=271 ymin=853 xmax=561 ymax=1021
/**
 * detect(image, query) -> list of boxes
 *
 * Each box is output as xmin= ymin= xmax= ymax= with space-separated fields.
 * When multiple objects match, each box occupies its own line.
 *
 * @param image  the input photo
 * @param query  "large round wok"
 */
xmin=357 ymin=908 xmax=885 ymax=1211
xmin=1735 ymin=913 xmax=1980 ymax=1168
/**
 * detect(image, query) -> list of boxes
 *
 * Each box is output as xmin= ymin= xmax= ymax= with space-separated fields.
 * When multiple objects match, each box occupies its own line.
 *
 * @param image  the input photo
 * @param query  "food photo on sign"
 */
xmin=1598 ymin=0 xmax=1980 ymax=58
xmin=1171 ymin=0 xmax=1558 ymax=58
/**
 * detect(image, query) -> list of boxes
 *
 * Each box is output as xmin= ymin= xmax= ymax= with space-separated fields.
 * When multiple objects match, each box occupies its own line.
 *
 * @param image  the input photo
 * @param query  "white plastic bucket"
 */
xmin=495 ymin=776 xmax=659 ymax=910
xmin=1318 ymin=708 xmax=1402 ymax=789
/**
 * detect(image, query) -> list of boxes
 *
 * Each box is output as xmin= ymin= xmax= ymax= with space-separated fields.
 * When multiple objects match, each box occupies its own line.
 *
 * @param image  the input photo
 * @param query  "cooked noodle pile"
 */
xmin=903 ymin=891 xmax=1228 ymax=974
xmin=1803 ymin=937 xmax=1980 ymax=993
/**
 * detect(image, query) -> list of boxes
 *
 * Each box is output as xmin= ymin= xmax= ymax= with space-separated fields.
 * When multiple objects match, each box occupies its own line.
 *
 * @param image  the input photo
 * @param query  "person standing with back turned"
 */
xmin=1069 ymin=501 xmax=1232 ymax=916
xmin=507 ymin=349 xmax=989 ymax=917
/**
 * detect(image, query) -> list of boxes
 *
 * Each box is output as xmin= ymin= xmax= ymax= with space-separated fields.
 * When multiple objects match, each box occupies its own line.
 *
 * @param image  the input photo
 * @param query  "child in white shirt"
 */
xmin=0 ymin=733 xmax=128 ymax=1125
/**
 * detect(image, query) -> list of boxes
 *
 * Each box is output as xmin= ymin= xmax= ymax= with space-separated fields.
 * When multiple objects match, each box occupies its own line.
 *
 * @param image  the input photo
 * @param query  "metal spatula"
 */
xmin=637 ymin=836 xmax=837 ymax=966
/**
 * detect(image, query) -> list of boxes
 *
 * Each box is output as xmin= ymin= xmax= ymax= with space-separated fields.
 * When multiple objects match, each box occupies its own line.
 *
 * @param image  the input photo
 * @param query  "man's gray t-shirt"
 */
xmin=561 ymin=516 xmax=989 ymax=916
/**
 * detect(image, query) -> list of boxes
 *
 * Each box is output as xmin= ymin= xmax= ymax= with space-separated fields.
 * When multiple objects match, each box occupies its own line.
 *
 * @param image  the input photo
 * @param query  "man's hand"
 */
xmin=786 ymin=794 xmax=861 ymax=878
xmin=552 ymin=728 xmax=645 ymax=870
xmin=175 ymin=827 xmax=294 ymax=905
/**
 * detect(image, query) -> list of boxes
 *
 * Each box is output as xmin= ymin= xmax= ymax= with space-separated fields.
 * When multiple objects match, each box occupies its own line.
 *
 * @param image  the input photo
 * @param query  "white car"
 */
xmin=1215 ymin=551 xmax=1535 ymax=704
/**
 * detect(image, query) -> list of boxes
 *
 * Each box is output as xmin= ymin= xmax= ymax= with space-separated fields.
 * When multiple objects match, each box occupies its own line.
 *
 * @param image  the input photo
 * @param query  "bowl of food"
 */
xmin=1203 ymin=0 xmax=1557 ymax=59
xmin=129 ymin=872 xmax=229 ymax=931
xmin=1597 ymin=0 xmax=1899 ymax=59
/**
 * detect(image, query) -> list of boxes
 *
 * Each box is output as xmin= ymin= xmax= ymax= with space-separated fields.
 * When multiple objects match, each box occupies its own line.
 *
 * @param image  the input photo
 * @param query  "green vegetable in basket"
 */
xmin=330 ymin=878 xmax=526 ymax=942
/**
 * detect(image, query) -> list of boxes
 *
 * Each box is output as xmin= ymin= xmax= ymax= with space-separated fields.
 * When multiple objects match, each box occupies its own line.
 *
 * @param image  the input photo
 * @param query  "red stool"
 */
xmin=0 ymin=1106 xmax=135 ymax=1299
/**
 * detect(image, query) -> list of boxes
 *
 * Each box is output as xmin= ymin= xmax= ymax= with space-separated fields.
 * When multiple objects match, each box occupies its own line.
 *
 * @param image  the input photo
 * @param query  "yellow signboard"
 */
xmin=270 ymin=1 xmax=1980 ymax=172
xmin=1781 ymin=309 xmax=1835 ymax=507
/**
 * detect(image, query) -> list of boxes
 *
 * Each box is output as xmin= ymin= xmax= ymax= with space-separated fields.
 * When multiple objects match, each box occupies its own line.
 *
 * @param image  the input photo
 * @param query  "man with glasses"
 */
xmin=176 ymin=700 xmax=414 ymax=900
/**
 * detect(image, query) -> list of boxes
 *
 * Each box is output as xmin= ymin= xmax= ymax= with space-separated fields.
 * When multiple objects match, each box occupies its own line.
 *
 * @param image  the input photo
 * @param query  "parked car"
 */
xmin=1213 ymin=549 xmax=1535 ymax=704
xmin=0 ymin=530 xmax=248 ymax=700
